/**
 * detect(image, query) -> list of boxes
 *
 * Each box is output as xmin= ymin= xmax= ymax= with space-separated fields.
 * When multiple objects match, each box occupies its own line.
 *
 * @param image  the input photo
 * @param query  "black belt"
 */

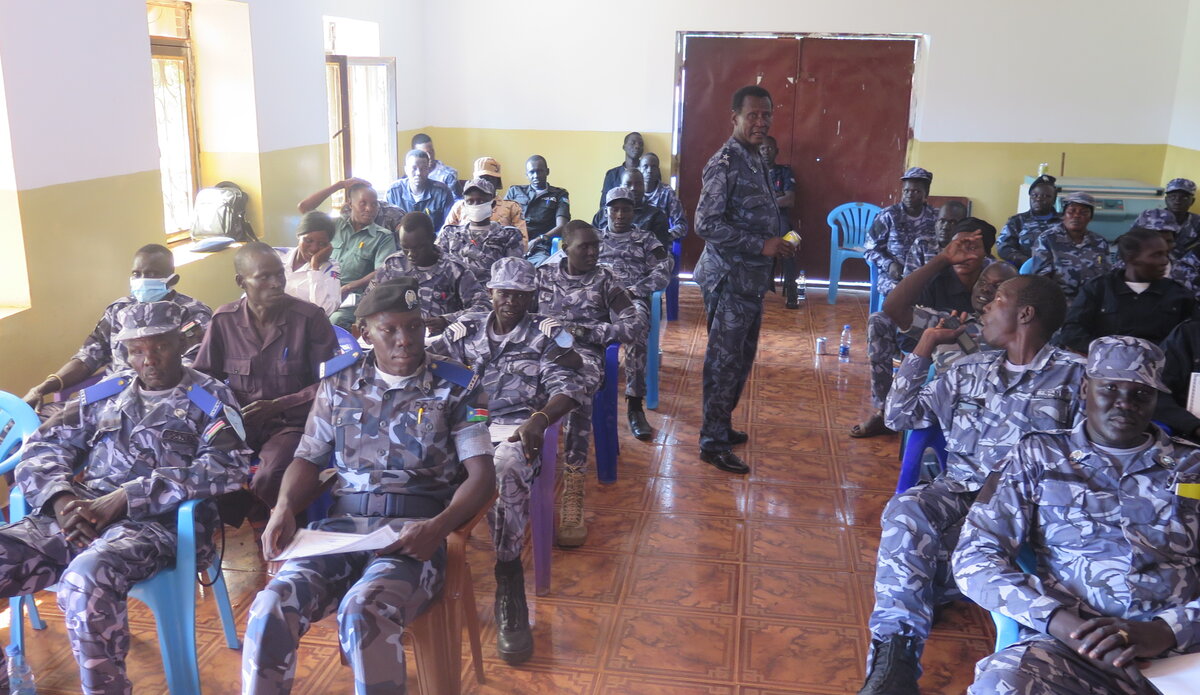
xmin=330 ymin=492 xmax=445 ymax=519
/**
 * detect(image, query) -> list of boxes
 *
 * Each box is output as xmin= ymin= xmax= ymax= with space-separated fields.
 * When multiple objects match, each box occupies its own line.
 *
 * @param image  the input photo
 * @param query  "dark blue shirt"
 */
xmin=384 ymin=179 xmax=456 ymax=231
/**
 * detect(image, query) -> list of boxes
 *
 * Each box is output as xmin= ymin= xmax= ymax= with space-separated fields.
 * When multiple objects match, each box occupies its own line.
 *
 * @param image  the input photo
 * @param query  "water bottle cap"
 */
xmin=843 ymin=324 xmax=851 ymax=330
xmin=5 ymin=644 xmax=20 ymax=656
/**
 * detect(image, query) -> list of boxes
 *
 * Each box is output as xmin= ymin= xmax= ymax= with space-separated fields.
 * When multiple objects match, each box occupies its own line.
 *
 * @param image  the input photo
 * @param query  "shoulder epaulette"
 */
xmin=188 ymin=382 xmax=247 ymax=441
xmin=428 ymin=356 xmax=478 ymax=390
xmin=319 ymin=348 xmax=365 ymax=379
xmin=80 ymin=375 xmax=132 ymax=405
xmin=186 ymin=383 xmax=223 ymax=418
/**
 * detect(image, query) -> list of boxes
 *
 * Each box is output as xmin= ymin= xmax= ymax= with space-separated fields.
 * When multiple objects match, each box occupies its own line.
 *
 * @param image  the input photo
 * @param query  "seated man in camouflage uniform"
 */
xmin=1029 ymin=191 xmax=1112 ymax=302
xmin=851 ymin=221 xmax=1015 ymax=438
xmin=242 ymin=278 xmax=495 ymax=695
xmin=535 ymin=221 xmax=644 ymax=547
xmin=996 ymin=174 xmax=1061 ymax=267
xmin=956 ymin=336 xmax=1200 ymax=695
xmin=1133 ymin=178 xmax=1200 ymax=293
xmin=0 ymin=302 xmax=249 ymax=694
xmin=436 ymin=177 xmax=525 ymax=286
xmin=429 ymin=256 xmax=586 ymax=665
xmin=858 ymin=274 xmax=1087 ymax=695
xmin=598 ymin=186 xmax=672 ymax=441
xmin=901 ymin=201 xmax=967 ymax=275
xmin=373 ymin=211 xmax=491 ymax=335
xmin=22 ymin=243 xmax=211 ymax=408
xmin=594 ymin=168 xmax=671 ymax=250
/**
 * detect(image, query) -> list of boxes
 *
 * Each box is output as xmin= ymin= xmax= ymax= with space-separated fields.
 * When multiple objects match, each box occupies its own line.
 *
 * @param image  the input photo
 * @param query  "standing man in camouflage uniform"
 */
xmin=857 ymin=274 xmax=1086 ymax=695
xmin=598 ymin=186 xmax=672 ymax=442
xmin=429 ymin=257 xmax=585 ymax=665
xmin=192 ymin=243 xmax=340 ymax=527
xmin=693 ymin=85 xmax=796 ymax=474
xmin=436 ymin=177 xmax=525 ymax=286
xmin=241 ymin=278 xmax=495 ymax=695
xmin=22 ymin=243 xmax=211 ymax=408
xmin=864 ymin=167 xmax=938 ymax=300
xmin=997 ymin=174 xmax=1061 ymax=266
xmin=956 ymin=336 xmax=1200 ymax=695
xmin=536 ymin=221 xmax=644 ymax=546
xmin=373 ymin=211 xmax=490 ymax=335
xmin=1029 ymin=191 xmax=1112 ymax=301
xmin=0 ymin=302 xmax=248 ymax=695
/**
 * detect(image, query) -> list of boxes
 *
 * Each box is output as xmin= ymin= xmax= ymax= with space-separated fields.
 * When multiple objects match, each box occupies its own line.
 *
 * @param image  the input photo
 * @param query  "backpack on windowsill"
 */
xmin=190 ymin=181 xmax=256 ymax=242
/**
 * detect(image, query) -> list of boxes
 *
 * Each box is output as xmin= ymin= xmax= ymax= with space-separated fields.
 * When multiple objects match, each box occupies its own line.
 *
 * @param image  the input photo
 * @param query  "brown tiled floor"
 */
xmin=1 ymin=284 xmax=995 ymax=694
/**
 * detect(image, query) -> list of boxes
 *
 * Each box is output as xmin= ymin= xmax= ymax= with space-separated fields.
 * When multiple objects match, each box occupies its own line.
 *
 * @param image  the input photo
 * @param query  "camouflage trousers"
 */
xmin=868 ymin=477 xmax=977 ymax=663
xmin=970 ymin=637 xmax=1161 ymax=695
xmin=624 ymin=296 xmax=651 ymax=398
xmin=866 ymin=312 xmax=919 ymax=410
xmin=242 ymin=548 xmax=445 ymax=695
xmin=0 ymin=514 xmax=174 ymax=695
xmin=564 ymin=349 xmax=604 ymax=474
xmin=491 ymin=429 xmax=539 ymax=563
xmin=699 ymin=282 xmax=763 ymax=451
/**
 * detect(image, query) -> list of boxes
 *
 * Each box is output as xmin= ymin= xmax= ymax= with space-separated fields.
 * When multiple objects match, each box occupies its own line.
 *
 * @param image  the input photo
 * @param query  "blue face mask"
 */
xmin=130 ymin=277 xmax=172 ymax=303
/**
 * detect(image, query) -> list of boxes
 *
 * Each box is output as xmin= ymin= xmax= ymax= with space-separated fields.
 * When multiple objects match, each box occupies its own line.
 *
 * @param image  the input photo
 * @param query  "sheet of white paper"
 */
xmin=1143 ymin=651 xmax=1200 ymax=695
xmin=271 ymin=525 xmax=403 ymax=561
xmin=338 ymin=292 xmax=358 ymax=308
xmin=1187 ymin=373 xmax=1200 ymax=419
xmin=489 ymin=423 xmax=520 ymax=444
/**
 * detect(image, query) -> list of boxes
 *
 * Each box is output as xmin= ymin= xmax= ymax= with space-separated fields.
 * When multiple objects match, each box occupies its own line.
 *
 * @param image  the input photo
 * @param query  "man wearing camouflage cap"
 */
xmin=0 ymin=301 xmax=249 ymax=694
xmin=858 ymin=274 xmax=1087 ymax=695
xmin=536 ymin=220 xmax=645 ymax=546
xmin=1134 ymin=178 xmax=1200 ymax=292
xmin=444 ymin=157 xmax=528 ymax=236
xmin=429 ymin=256 xmax=586 ymax=665
xmin=1029 ymin=191 xmax=1112 ymax=301
xmin=599 ymin=185 xmax=672 ymax=442
xmin=864 ymin=167 xmax=939 ymax=299
xmin=242 ymin=277 xmax=495 ymax=695
xmin=436 ymin=177 xmax=525 ymax=286
xmin=955 ymin=336 xmax=1200 ymax=695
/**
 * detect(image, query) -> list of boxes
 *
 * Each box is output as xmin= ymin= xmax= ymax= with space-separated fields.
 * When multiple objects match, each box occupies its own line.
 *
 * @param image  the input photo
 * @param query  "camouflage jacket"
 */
xmin=435 ymin=221 xmax=525 ymax=286
xmin=428 ymin=311 xmax=585 ymax=422
xmin=292 ymin=351 xmax=491 ymax=532
xmin=73 ymin=291 xmax=212 ymax=374
xmin=884 ymin=343 xmax=1087 ymax=491
xmin=16 ymin=368 xmax=249 ymax=527
xmin=598 ymin=224 xmax=671 ymax=299
xmin=955 ymin=422 xmax=1200 ymax=654
xmin=865 ymin=202 xmax=938 ymax=288
xmin=693 ymin=137 xmax=781 ymax=295
xmin=996 ymin=210 xmax=1062 ymax=266
xmin=1028 ymin=225 xmax=1112 ymax=301
xmin=534 ymin=253 xmax=645 ymax=354
xmin=1135 ymin=208 xmax=1200 ymax=253
xmin=902 ymin=235 xmax=942 ymax=276
xmin=644 ymin=183 xmax=689 ymax=241
xmin=373 ymin=249 xmax=491 ymax=322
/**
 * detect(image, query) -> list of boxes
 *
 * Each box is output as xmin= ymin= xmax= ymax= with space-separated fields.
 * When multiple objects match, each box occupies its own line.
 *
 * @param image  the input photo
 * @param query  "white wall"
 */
xmin=193 ymin=0 xmax=261 ymax=153
xmin=0 ymin=0 xmax=160 ymax=188
xmin=1168 ymin=0 xmax=1200 ymax=150
xmin=423 ymin=0 xmax=1188 ymax=144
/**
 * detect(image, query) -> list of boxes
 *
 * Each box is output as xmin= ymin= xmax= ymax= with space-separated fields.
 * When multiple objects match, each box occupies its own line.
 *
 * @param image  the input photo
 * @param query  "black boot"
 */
xmin=858 ymin=635 xmax=921 ymax=695
xmin=784 ymin=282 xmax=799 ymax=309
xmin=627 ymin=397 xmax=653 ymax=441
xmin=494 ymin=559 xmax=533 ymax=664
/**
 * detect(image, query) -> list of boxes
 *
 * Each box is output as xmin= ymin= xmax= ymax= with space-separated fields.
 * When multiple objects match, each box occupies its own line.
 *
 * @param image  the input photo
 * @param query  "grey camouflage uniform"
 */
xmin=1028 ymin=224 xmax=1112 ymax=301
xmin=1134 ymin=207 xmax=1200 ymax=293
xmin=429 ymin=311 xmax=585 ymax=561
xmin=955 ymin=422 xmax=1200 ymax=694
xmin=693 ymin=137 xmax=782 ymax=450
xmin=996 ymin=211 xmax=1063 ymax=266
xmin=598 ymin=224 xmax=670 ymax=398
xmin=901 ymin=235 xmax=942 ymax=276
xmin=535 ymin=253 xmax=645 ymax=471
xmin=864 ymin=202 xmax=938 ymax=297
xmin=372 ymin=249 xmax=491 ymax=324
xmin=867 ymin=345 xmax=1086 ymax=666
xmin=435 ymin=221 xmax=525 ymax=286
xmin=241 ymin=351 xmax=492 ymax=695
xmin=0 ymin=367 xmax=248 ymax=695
xmin=644 ymin=183 xmax=689 ymax=241
xmin=73 ymin=291 xmax=212 ymax=374
xmin=866 ymin=306 xmax=987 ymax=410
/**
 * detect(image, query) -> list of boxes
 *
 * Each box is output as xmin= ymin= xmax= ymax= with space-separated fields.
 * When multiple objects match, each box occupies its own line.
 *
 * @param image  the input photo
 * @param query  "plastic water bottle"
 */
xmin=6 ymin=644 xmax=36 ymax=694
xmin=796 ymin=271 xmax=807 ymax=301
xmin=838 ymin=325 xmax=852 ymax=362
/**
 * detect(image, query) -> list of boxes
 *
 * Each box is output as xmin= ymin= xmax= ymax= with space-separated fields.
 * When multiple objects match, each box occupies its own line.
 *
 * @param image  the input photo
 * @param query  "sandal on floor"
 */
xmin=849 ymin=413 xmax=894 ymax=439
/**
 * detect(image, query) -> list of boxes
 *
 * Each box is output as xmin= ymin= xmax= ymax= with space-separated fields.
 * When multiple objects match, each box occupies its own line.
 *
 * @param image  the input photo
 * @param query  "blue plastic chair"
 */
xmin=895 ymin=425 xmax=949 ymax=494
xmin=827 ymin=202 xmax=882 ymax=305
xmin=1019 ymin=258 xmax=1034 ymax=275
xmin=666 ymin=240 xmax=682 ymax=321
xmin=592 ymin=343 xmax=621 ymax=483
xmin=869 ymin=264 xmax=883 ymax=314
xmin=3 ymin=391 xmax=241 ymax=694
xmin=0 ymin=391 xmax=40 ymax=488
xmin=990 ymin=546 xmax=1038 ymax=651
xmin=646 ymin=290 xmax=665 ymax=411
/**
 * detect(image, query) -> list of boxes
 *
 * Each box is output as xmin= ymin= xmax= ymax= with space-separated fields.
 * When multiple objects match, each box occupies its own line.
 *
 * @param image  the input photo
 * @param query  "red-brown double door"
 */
xmin=677 ymin=35 xmax=916 ymax=281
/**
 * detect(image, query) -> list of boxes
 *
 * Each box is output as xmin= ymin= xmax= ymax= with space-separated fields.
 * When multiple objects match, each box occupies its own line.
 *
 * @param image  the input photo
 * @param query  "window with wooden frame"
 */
xmin=148 ymin=0 xmax=199 ymax=242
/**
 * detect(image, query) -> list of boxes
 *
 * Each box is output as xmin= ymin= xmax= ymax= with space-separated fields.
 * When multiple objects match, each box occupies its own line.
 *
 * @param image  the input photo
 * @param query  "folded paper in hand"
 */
xmin=271 ymin=524 xmax=405 ymax=562
xmin=489 ymin=423 xmax=519 ymax=444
